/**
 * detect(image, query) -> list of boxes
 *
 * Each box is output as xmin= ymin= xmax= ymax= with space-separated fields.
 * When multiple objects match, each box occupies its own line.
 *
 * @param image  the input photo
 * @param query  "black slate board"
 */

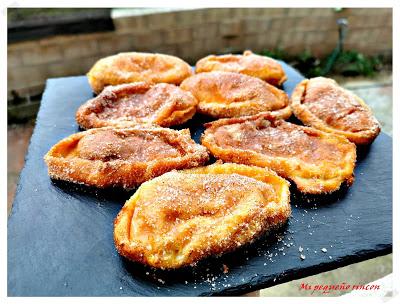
xmin=8 ymin=62 xmax=392 ymax=296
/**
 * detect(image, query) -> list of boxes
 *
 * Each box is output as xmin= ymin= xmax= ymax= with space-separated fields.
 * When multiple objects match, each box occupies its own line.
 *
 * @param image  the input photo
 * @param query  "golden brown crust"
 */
xmin=201 ymin=114 xmax=356 ymax=194
xmin=180 ymin=71 xmax=291 ymax=119
xmin=114 ymin=163 xmax=291 ymax=269
xmin=195 ymin=50 xmax=287 ymax=86
xmin=76 ymin=82 xmax=198 ymax=129
xmin=87 ymin=52 xmax=194 ymax=94
xmin=290 ymin=77 xmax=381 ymax=145
xmin=44 ymin=126 xmax=209 ymax=189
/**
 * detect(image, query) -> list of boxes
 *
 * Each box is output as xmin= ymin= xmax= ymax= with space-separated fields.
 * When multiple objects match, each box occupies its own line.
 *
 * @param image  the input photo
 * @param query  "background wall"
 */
xmin=7 ymin=8 xmax=392 ymax=106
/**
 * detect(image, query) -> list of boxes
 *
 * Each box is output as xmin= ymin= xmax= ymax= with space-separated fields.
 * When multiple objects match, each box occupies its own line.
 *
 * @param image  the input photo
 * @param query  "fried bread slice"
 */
xmin=180 ymin=71 xmax=291 ymax=119
xmin=291 ymin=77 xmax=380 ymax=145
xmin=87 ymin=52 xmax=193 ymax=94
xmin=44 ymin=126 xmax=209 ymax=189
xmin=114 ymin=163 xmax=290 ymax=269
xmin=201 ymin=115 xmax=356 ymax=194
xmin=76 ymin=82 xmax=198 ymax=129
xmin=195 ymin=50 xmax=287 ymax=86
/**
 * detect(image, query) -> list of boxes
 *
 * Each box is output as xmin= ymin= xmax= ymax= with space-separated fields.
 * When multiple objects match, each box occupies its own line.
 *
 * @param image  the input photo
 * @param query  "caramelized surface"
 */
xmin=291 ymin=77 xmax=380 ymax=145
xmin=76 ymin=82 xmax=198 ymax=129
xmin=201 ymin=115 xmax=356 ymax=194
xmin=114 ymin=163 xmax=290 ymax=268
xmin=44 ymin=126 xmax=209 ymax=189
xmin=76 ymin=129 xmax=182 ymax=162
xmin=195 ymin=50 xmax=287 ymax=86
xmin=213 ymin=119 xmax=345 ymax=164
xmin=303 ymin=78 xmax=376 ymax=132
xmin=180 ymin=71 xmax=291 ymax=119
xmin=87 ymin=52 xmax=193 ymax=94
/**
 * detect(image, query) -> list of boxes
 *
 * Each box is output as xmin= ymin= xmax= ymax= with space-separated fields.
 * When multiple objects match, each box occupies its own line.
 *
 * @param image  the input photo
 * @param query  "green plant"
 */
xmin=291 ymin=50 xmax=324 ymax=78
xmin=332 ymin=51 xmax=382 ymax=76
xmin=258 ymin=49 xmax=383 ymax=78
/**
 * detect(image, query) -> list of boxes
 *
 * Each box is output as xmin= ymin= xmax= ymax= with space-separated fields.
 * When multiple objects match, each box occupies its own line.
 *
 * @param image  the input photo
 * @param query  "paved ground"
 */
xmin=7 ymin=73 xmax=393 ymax=296
xmin=7 ymin=121 xmax=34 ymax=216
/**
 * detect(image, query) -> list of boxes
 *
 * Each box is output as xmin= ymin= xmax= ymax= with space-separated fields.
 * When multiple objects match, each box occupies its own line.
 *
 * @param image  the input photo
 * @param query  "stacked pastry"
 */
xmin=44 ymin=51 xmax=380 ymax=269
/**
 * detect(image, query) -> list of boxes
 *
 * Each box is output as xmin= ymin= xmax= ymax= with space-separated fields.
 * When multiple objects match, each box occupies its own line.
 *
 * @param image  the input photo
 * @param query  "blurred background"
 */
xmin=7 ymin=7 xmax=392 ymax=297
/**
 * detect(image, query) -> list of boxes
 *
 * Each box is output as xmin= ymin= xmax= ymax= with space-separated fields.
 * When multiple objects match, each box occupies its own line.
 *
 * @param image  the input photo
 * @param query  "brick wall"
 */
xmin=7 ymin=8 xmax=392 ymax=107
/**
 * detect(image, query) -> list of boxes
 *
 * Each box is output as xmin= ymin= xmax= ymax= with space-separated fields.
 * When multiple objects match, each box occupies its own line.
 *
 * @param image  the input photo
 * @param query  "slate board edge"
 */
xmin=206 ymin=245 xmax=392 ymax=296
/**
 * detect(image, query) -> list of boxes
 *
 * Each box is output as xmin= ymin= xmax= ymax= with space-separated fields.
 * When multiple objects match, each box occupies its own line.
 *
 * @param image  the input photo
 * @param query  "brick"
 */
xmin=311 ymin=8 xmax=335 ymax=17
xmin=257 ymin=31 xmax=281 ymax=49
xmin=384 ymin=13 xmax=393 ymax=27
xmin=79 ymin=55 xmax=107 ymax=73
xmin=196 ymin=38 xmax=223 ymax=55
xmin=347 ymin=15 xmax=388 ymax=29
xmin=375 ymin=28 xmax=392 ymax=46
xmin=242 ymin=34 xmax=259 ymax=49
xmin=77 ymin=32 xmax=112 ymax=41
xmin=133 ymin=31 xmax=164 ymax=49
xmin=253 ymin=37 xmax=269 ymax=52
xmin=279 ymin=31 xmax=306 ymax=48
xmin=201 ymin=8 xmax=218 ymax=22
xmin=175 ymin=9 xmax=204 ymax=25
xmin=46 ymin=60 xmax=83 ymax=77
xmin=347 ymin=29 xmax=375 ymax=44
xmin=304 ymin=31 xmax=331 ymax=45
xmin=21 ymin=44 xmax=63 ymax=65
xmin=6 ymin=7 xmax=393 ymax=98
xmin=38 ymin=34 xmax=77 ymax=46
xmin=192 ymin=23 xmax=219 ymax=40
xmin=214 ymin=8 xmax=233 ymax=20
xmin=287 ymin=8 xmax=313 ymax=17
xmin=147 ymin=12 xmax=177 ymax=30
xmin=202 ymin=8 xmax=230 ymax=22
xmin=230 ymin=8 xmax=254 ymax=19
xmin=113 ymin=16 xmax=148 ymax=33
xmin=98 ymin=34 xmax=136 ymax=55
xmin=347 ymin=15 xmax=367 ymax=29
xmin=269 ymin=18 xmax=287 ymax=31
xmin=164 ymin=28 xmax=192 ymax=44
xmin=191 ymin=40 xmax=210 ymax=58
xmin=46 ymin=55 xmax=104 ymax=80
xmin=242 ymin=18 xmax=270 ymax=34
xmin=348 ymin=8 xmax=391 ymax=15
xmin=259 ymin=8 xmax=287 ymax=17
xmin=219 ymin=20 xmax=243 ymax=37
xmin=152 ymin=45 xmax=178 ymax=56
xmin=295 ymin=17 xmax=337 ymax=31
xmin=241 ymin=8 xmax=265 ymax=18
xmin=370 ymin=13 xmax=389 ymax=28
xmin=63 ymin=39 xmax=99 ymax=59
xmin=8 ymin=50 xmax=22 ymax=67
xmin=366 ymin=28 xmax=385 ymax=44
xmin=7 ymin=40 xmax=38 ymax=52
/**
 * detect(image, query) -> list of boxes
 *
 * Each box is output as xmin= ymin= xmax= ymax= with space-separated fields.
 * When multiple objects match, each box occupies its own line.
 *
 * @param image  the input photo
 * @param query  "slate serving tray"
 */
xmin=8 ymin=62 xmax=392 ymax=296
